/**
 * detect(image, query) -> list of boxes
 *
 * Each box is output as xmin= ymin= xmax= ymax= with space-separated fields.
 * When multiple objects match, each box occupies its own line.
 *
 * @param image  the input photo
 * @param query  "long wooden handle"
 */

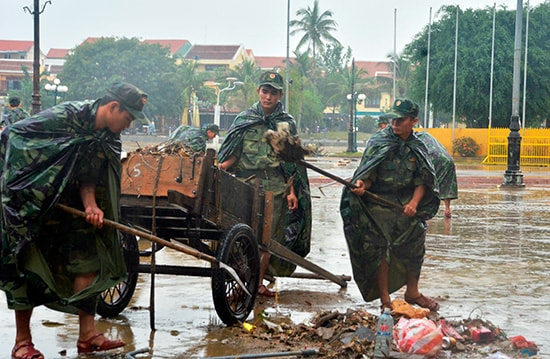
xmin=298 ymin=160 xmax=404 ymax=211
xmin=55 ymin=203 xmax=219 ymax=264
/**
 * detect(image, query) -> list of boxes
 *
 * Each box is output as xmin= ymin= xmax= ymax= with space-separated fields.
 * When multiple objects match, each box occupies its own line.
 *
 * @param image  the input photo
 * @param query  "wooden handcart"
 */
xmin=96 ymin=148 xmax=348 ymax=326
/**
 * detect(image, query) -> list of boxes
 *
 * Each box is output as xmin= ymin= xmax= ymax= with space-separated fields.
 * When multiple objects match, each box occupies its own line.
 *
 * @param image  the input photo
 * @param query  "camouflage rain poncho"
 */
xmin=169 ymin=125 xmax=209 ymax=153
xmin=0 ymin=100 xmax=126 ymax=314
xmin=415 ymin=131 xmax=458 ymax=201
xmin=3 ymin=107 xmax=30 ymax=127
xmin=219 ymin=101 xmax=311 ymax=276
xmin=340 ymin=126 xmax=440 ymax=302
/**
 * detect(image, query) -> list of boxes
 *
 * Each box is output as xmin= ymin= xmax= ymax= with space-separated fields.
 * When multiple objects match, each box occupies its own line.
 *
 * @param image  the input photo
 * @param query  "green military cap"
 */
xmin=258 ymin=71 xmax=283 ymax=90
xmin=107 ymin=82 xmax=149 ymax=124
xmin=386 ymin=98 xmax=419 ymax=118
xmin=377 ymin=113 xmax=394 ymax=124
xmin=203 ymin=123 xmax=219 ymax=134
xmin=8 ymin=96 xmax=21 ymax=107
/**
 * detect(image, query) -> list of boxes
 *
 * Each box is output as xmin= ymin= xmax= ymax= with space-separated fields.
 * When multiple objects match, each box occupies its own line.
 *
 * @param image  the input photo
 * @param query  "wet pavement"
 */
xmin=1 ymin=140 xmax=549 ymax=358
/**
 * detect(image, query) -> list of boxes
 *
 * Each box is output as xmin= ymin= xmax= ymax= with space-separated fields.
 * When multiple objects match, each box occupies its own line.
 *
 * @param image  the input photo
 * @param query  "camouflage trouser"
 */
xmin=3 ymin=212 xmax=100 ymax=314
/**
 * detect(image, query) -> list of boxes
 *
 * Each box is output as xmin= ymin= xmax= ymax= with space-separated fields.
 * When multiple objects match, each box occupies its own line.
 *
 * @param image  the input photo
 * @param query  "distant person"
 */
xmin=1 ymin=82 xmax=149 ymax=358
xmin=168 ymin=123 xmax=219 ymax=153
xmin=416 ymin=131 xmax=457 ymax=218
xmin=376 ymin=113 xmax=391 ymax=131
xmin=340 ymin=98 xmax=440 ymax=312
xmin=218 ymin=71 xmax=311 ymax=297
xmin=2 ymin=96 xmax=30 ymax=129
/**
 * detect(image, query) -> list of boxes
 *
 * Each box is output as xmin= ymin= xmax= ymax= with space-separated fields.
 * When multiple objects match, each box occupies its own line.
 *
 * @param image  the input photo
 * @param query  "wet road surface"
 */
xmin=1 ymin=142 xmax=549 ymax=358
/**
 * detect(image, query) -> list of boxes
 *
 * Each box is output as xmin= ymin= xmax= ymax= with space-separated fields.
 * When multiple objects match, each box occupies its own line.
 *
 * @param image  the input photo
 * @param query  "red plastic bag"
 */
xmin=393 ymin=317 xmax=443 ymax=357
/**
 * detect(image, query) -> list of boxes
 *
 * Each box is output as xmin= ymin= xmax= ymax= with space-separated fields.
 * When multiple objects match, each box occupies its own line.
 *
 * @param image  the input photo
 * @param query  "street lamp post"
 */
xmin=346 ymin=92 xmax=366 ymax=152
xmin=44 ymin=78 xmax=68 ymax=106
xmin=501 ymin=0 xmax=524 ymax=187
xmin=206 ymin=77 xmax=243 ymax=147
xmin=24 ymin=0 xmax=52 ymax=115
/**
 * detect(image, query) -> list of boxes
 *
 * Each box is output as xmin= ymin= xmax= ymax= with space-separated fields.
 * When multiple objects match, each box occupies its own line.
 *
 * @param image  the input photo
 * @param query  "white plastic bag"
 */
xmin=393 ymin=317 xmax=443 ymax=357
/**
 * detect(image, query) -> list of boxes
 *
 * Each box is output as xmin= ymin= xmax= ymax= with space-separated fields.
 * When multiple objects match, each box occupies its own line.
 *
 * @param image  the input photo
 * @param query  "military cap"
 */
xmin=8 ymin=96 xmax=21 ymax=107
xmin=107 ymin=82 xmax=149 ymax=124
xmin=377 ymin=113 xmax=394 ymax=124
xmin=386 ymin=98 xmax=420 ymax=118
xmin=258 ymin=71 xmax=284 ymax=90
xmin=203 ymin=123 xmax=219 ymax=135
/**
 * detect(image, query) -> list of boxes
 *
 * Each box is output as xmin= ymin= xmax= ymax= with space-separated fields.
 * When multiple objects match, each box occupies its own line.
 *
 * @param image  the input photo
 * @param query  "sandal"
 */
xmin=77 ymin=333 xmax=125 ymax=354
xmin=404 ymin=293 xmax=440 ymax=311
xmin=257 ymin=284 xmax=276 ymax=298
xmin=11 ymin=342 xmax=44 ymax=359
xmin=444 ymin=210 xmax=452 ymax=218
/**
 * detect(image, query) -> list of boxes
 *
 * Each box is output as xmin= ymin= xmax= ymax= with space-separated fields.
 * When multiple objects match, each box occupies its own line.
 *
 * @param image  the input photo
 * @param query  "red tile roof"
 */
xmin=46 ymin=48 xmax=70 ymax=58
xmin=185 ymin=45 xmax=241 ymax=60
xmin=254 ymin=56 xmax=290 ymax=69
xmin=355 ymin=61 xmax=393 ymax=79
xmin=0 ymin=40 xmax=34 ymax=52
xmin=142 ymin=39 xmax=190 ymax=55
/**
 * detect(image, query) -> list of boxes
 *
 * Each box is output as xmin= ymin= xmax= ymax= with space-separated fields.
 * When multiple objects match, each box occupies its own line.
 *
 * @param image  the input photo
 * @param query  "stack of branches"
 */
xmin=130 ymin=141 xmax=199 ymax=157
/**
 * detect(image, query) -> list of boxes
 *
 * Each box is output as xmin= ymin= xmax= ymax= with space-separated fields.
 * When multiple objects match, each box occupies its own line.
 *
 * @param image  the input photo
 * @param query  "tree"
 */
xmin=405 ymin=3 xmax=550 ymax=128
xmin=61 ymin=37 xmax=183 ymax=121
xmin=289 ymin=0 xmax=341 ymax=59
xmin=385 ymin=51 xmax=413 ymax=98
xmin=228 ymin=57 xmax=263 ymax=108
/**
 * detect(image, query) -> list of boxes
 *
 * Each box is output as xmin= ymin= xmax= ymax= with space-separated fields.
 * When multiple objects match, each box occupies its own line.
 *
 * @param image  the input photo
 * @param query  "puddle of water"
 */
xmin=1 ymin=165 xmax=549 ymax=358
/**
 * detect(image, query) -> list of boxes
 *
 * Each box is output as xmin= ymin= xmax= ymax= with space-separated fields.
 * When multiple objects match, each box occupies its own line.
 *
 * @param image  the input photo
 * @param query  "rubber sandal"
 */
xmin=404 ymin=293 xmax=440 ymax=311
xmin=444 ymin=210 xmax=452 ymax=218
xmin=77 ymin=333 xmax=125 ymax=354
xmin=258 ymin=284 xmax=276 ymax=297
xmin=11 ymin=342 xmax=44 ymax=359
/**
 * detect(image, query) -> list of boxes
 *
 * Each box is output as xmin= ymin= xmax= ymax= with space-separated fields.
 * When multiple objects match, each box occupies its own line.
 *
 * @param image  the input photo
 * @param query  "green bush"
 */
xmin=452 ymin=136 xmax=480 ymax=157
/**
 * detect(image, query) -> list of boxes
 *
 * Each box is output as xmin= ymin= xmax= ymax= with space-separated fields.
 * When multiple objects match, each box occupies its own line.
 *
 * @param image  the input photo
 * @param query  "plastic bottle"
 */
xmin=373 ymin=308 xmax=394 ymax=358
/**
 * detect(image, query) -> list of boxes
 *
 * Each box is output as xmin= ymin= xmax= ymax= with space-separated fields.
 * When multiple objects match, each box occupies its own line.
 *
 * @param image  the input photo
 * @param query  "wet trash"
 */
xmin=441 ymin=336 xmax=456 ymax=349
xmin=339 ymin=325 xmax=375 ymax=344
xmin=440 ymin=318 xmax=465 ymax=341
xmin=125 ymin=347 xmax=150 ymax=359
xmin=471 ymin=326 xmax=495 ymax=343
xmin=373 ymin=308 xmax=393 ymax=358
xmin=394 ymin=317 xmax=443 ymax=357
xmin=509 ymin=335 xmax=538 ymax=356
xmin=392 ymin=299 xmax=430 ymax=318
xmin=242 ymin=322 xmax=256 ymax=333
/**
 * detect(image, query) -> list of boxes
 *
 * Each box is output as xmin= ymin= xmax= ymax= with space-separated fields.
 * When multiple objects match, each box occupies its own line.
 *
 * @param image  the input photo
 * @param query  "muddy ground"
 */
xmin=0 ymin=136 xmax=548 ymax=358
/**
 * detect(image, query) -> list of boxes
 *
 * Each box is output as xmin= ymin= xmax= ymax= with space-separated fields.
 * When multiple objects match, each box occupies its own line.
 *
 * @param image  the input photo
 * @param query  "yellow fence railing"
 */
xmin=482 ymin=127 xmax=550 ymax=166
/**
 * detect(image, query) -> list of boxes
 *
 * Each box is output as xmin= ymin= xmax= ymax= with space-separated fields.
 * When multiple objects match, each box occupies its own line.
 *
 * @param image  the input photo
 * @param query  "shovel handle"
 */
xmin=55 ymin=203 xmax=219 ymax=264
xmin=298 ymin=160 xmax=404 ymax=211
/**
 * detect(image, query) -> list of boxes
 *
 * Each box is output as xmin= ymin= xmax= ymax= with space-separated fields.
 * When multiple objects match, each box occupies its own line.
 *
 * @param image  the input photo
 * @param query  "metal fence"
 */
xmin=482 ymin=127 xmax=550 ymax=166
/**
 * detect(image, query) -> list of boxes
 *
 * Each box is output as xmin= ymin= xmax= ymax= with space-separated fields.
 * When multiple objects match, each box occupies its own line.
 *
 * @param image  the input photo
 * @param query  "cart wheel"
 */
xmin=212 ymin=223 xmax=259 ymax=325
xmin=97 ymin=231 xmax=139 ymax=317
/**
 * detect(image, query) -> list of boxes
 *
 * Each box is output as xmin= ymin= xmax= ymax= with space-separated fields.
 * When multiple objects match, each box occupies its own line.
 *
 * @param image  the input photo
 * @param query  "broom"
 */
xmin=264 ymin=125 xmax=403 ymax=211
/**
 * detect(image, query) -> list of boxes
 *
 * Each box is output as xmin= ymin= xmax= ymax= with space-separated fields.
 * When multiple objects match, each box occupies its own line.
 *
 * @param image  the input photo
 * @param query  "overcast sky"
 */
xmin=2 ymin=0 xmax=544 ymax=61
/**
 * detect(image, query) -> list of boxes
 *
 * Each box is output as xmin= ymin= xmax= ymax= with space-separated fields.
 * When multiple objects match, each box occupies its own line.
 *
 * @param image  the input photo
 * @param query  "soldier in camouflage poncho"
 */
xmin=168 ymin=123 xmax=219 ymax=153
xmin=218 ymin=71 xmax=311 ymax=297
xmin=415 ymin=131 xmax=458 ymax=218
xmin=0 ymin=82 xmax=148 ymax=357
xmin=340 ymin=99 xmax=440 ymax=312
xmin=1 ymin=96 xmax=30 ymax=128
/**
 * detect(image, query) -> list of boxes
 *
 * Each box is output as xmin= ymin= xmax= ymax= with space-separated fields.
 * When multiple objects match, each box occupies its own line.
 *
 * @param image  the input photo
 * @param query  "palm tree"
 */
xmin=228 ymin=57 xmax=263 ymax=107
xmin=385 ymin=51 xmax=413 ymax=98
xmin=289 ymin=0 xmax=341 ymax=59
